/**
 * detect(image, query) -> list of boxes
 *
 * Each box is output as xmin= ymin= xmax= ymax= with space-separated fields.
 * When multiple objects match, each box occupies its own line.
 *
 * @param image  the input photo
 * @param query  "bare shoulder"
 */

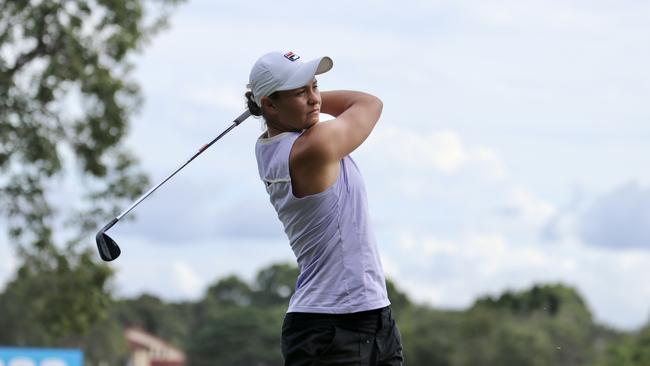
xmin=287 ymin=90 xmax=383 ymax=196
xmin=289 ymin=122 xmax=341 ymax=197
xmin=292 ymin=119 xmax=340 ymax=164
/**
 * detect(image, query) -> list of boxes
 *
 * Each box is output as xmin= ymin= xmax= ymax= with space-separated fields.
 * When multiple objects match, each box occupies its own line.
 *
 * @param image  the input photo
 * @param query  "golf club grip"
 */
xmin=115 ymin=110 xmax=251 ymax=220
xmin=235 ymin=110 xmax=252 ymax=125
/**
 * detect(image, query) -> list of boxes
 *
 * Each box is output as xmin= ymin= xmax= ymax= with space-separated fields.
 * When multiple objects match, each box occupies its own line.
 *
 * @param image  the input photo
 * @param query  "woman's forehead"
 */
xmin=280 ymin=78 xmax=319 ymax=93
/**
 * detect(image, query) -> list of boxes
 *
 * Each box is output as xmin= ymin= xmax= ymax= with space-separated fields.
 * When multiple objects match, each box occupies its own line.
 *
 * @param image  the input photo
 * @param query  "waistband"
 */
xmin=288 ymin=306 xmax=388 ymax=319
xmin=283 ymin=306 xmax=393 ymax=333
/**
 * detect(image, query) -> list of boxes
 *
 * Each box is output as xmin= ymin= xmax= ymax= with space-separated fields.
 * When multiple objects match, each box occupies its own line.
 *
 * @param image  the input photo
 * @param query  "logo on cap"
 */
xmin=284 ymin=52 xmax=300 ymax=62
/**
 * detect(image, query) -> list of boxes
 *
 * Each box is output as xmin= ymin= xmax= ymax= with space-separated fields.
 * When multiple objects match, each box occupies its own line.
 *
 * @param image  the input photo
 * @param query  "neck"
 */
xmin=265 ymin=125 xmax=283 ymax=138
xmin=265 ymin=120 xmax=300 ymax=138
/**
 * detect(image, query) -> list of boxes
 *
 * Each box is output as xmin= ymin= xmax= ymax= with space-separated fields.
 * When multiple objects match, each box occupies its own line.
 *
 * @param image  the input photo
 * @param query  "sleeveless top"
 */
xmin=255 ymin=131 xmax=390 ymax=313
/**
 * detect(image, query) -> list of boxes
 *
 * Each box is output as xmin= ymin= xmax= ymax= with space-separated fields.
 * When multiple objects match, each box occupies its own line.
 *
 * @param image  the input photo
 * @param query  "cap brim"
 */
xmin=277 ymin=56 xmax=333 ymax=91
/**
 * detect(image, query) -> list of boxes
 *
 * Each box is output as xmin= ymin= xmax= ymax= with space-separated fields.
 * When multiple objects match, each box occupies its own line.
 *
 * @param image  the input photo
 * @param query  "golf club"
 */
xmin=95 ymin=110 xmax=252 ymax=261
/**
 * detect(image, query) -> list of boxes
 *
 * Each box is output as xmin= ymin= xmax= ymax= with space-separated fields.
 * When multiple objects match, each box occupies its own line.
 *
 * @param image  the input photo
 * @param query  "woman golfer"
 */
xmin=247 ymin=50 xmax=403 ymax=365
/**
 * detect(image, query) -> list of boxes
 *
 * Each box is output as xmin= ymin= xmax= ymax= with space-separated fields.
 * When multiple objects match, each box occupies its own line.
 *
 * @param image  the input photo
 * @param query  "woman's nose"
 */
xmin=307 ymin=89 xmax=320 ymax=104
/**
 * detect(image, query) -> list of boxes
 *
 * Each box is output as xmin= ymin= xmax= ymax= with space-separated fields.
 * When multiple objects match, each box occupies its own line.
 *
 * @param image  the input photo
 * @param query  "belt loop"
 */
xmin=377 ymin=306 xmax=388 ymax=331
xmin=377 ymin=313 xmax=383 ymax=331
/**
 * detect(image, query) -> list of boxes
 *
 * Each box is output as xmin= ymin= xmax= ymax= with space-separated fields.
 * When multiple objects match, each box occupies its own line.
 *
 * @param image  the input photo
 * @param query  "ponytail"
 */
xmin=245 ymin=91 xmax=263 ymax=116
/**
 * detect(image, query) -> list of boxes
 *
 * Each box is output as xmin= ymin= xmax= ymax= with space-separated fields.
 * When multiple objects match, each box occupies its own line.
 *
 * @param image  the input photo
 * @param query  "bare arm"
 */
xmin=289 ymin=90 xmax=382 ymax=197
xmin=303 ymin=90 xmax=383 ymax=162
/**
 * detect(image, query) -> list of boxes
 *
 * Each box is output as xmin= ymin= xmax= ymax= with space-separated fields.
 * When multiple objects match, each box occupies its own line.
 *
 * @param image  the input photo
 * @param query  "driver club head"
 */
xmin=96 ymin=218 xmax=121 ymax=261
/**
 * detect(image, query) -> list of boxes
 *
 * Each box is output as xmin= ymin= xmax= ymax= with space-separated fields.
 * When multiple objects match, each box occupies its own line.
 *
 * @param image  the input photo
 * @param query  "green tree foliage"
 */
xmin=113 ymin=293 xmax=194 ymax=348
xmin=75 ymin=316 xmax=130 ymax=366
xmin=120 ymin=264 xmax=646 ymax=366
xmin=121 ymin=265 xmax=650 ymax=366
xmin=0 ymin=0 xmax=184 ymax=344
xmin=188 ymin=306 xmax=285 ymax=366
xmin=252 ymin=262 xmax=300 ymax=306
xmin=2 ymin=260 xmax=647 ymax=365
xmin=634 ymin=325 xmax=650 ymax=362
xmin=187 ymin=264 xmax=296 ymax=365
xmin=462 ymin=284 xmax=607 ymax=366
xmin=0 ymin=250 xmax=112 ymax=345
xmin=0 ymin=0 xmax=184 ymax=249
xmin=199 ymin=274 xmax=254 ymax=313
xmin=398 ymin=306 xmax=460 ymax=366
xmin=385 ymin=278 xmax=412 ymax=314
xmin=599 ymin=323 xmax=650 ymax=366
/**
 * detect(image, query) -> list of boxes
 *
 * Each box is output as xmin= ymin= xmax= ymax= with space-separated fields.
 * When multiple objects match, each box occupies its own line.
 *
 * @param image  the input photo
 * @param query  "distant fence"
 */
xmin=0 ymin=348 xmax=83 ymax=366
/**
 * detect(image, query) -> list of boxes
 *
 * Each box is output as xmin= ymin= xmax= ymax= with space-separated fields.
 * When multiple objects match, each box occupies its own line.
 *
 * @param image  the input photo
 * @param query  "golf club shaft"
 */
xmin=116 ymin=110 xmax=251 ymax=221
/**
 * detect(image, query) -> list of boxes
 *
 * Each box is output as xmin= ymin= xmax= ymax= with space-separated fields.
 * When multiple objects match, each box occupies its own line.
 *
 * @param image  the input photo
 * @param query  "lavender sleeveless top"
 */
xmin=255 ymin=131 xmax=390 ymax=313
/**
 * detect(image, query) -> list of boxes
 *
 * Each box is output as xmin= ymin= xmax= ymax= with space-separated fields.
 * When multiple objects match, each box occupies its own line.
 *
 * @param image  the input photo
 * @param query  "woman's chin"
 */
xmin=304 ymin=119 xmax=319 ymax=129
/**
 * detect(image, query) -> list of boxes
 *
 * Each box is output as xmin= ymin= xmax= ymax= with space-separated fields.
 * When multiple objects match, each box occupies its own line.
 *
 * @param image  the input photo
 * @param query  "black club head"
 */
xmin=96 ymin=218 xmax=121 ymax=261
xmin=96 ymin=231 xmax=121 ymax=261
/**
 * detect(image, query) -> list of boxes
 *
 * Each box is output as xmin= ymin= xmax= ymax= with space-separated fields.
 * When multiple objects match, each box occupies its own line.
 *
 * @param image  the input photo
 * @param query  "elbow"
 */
xmin=361 ymin=92 xmax=382 ymax=117
xmin=372 ymin=95 xmax=383 ymax=121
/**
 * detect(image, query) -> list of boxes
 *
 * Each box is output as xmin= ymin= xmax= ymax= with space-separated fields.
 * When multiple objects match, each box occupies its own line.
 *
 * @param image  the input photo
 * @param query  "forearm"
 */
xmin=320 ymin=90 xmax=382 ymax=118
xmin=314 ymin=90 xmax=383 ymax=159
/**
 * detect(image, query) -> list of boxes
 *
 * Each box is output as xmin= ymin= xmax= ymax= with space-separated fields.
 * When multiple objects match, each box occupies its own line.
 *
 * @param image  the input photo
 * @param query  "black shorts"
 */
xmin=281 ymin=306 xmax=404 ymax=366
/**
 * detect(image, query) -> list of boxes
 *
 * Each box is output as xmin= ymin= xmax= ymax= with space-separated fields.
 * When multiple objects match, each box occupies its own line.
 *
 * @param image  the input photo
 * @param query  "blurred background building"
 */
xmin=125 ymin=328 xmax=186 ymax=366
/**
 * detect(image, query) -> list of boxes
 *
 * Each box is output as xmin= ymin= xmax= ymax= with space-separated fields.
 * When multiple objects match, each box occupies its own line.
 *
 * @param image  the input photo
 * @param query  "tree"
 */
xmin=385 ymin=278 xmax=412 ymax=315
xmin=206 ymin=275 xmax=255 ymax=307
xmin=463 ymin=284 xmax=601 ymax=366
xmin=0 ymin=0 xmax=184 ymax=343
xmin=598 ymin=324 xmax=650 ymax=366
xmin=252 ymin=262 xmax=299 ymax=306
xmin=113 ymin=294 xmax=193 ymax=348
xmin=188 ymin=266 xmax=293 ymax=366
xmin=187 ymin=306 xmax=285 ymax=366
xmin=2 ymin=259 xmax=625 ymax=366
xmin=398 ymin=306 xmax=458 ymax=366
xmin=0 ymin=250 xmax=113 ymax=345
xmin=635 ymin=325 xmax=650 ymax=364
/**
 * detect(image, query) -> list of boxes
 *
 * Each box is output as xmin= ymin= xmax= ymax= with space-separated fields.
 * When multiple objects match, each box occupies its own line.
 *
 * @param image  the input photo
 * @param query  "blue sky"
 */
xmin=1 ymin=0 xmax=649 ymax=331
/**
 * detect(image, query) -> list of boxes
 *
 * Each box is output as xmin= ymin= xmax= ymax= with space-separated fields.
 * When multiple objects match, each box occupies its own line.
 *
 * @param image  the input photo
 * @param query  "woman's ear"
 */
xmin=261 ymin=96 xmax=276 ymax=112
xmin=261 ymin=96 xmax=281 ymax=123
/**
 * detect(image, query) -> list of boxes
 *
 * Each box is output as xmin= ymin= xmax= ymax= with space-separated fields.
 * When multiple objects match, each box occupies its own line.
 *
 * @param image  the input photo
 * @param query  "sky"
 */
xmin=1 ymin=0 xmax=650 ymax=331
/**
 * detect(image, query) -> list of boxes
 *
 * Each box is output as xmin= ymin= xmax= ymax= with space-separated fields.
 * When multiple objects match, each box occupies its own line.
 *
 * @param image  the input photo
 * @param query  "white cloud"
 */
xmin=112 ymin=235 xmax=295 ymax=301
xmin=463 ymin=0 xmax=646 ymax=34
xmin=362 ymin=126 xmax=507 ymax=182
xmin=186 ymin=86 xmax=245 ymax=112
xmin=170 ymin=261 xmax=204 ymax=298
xmin=388 ymin=230 xmax=649 ymax=330
xmin=411 ymin=236 xmax=457 ymax=258
xmin=366 ymin=142 xmax=649 ymax=330
xmin=358 ymin=126 xmax=551 ymax=238
xmin=501 ymin=186 xmax=557 ymax=227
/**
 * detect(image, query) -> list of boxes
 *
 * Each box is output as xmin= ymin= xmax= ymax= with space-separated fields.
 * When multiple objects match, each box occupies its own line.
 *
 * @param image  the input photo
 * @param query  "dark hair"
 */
xmin=245 ymin=91 xmax=263 ymax=116
xmin=245 ymin=91 xmax=279 ymax=117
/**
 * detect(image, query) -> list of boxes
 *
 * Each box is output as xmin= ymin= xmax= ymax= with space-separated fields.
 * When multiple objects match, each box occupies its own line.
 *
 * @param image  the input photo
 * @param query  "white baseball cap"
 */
xmin=248 ymin=51 xmax=333 ymax=108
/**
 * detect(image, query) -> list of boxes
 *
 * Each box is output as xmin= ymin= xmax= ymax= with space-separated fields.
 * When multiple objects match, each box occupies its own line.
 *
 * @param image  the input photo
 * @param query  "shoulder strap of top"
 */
xmin=255 ymin=132 xmax=301 ymax=184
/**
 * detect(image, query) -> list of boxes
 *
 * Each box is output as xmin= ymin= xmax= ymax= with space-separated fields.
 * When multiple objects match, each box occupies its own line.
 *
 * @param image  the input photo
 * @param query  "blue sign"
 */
xmin=0 ymin=347 xmax=83 ymax=366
